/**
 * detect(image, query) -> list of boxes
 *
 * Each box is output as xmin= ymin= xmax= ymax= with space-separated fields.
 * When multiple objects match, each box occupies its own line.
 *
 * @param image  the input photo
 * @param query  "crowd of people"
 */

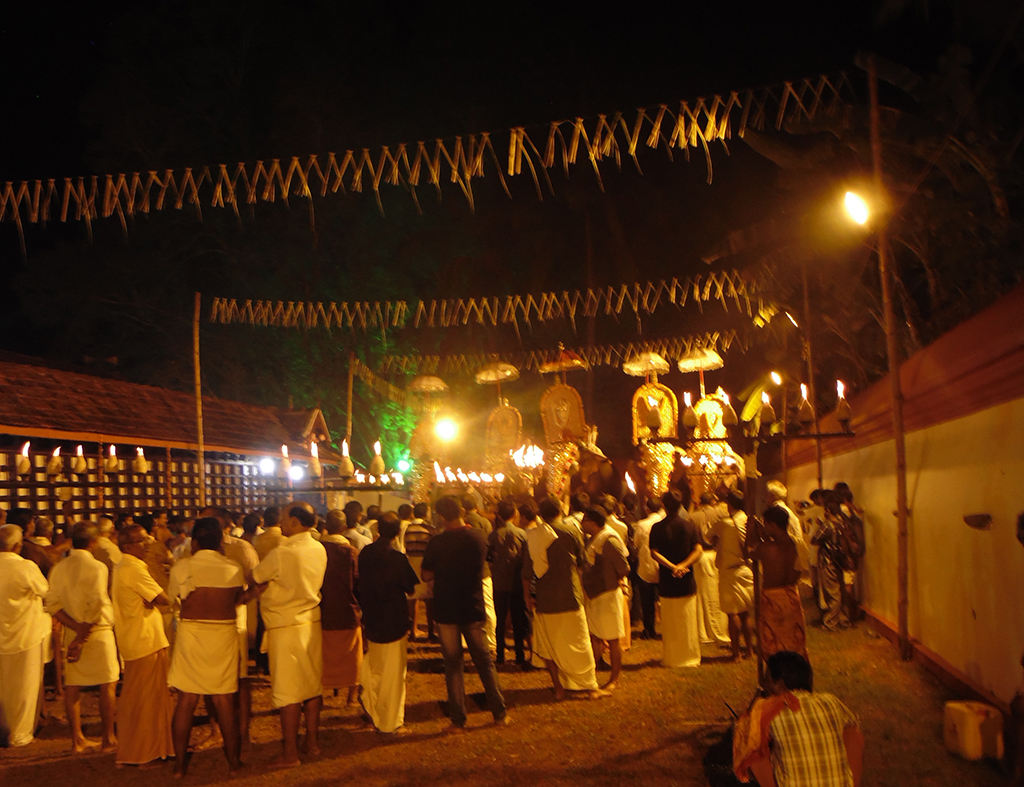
xmin=0 ymin=479 xmax=867 ymax=786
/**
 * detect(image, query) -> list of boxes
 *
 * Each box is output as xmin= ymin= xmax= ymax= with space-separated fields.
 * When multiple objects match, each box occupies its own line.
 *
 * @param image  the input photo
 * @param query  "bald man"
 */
xmin=0 ymin=525 xmax=51 ymax=747
xmin=252 ymin=502 xmax=327 ymax=767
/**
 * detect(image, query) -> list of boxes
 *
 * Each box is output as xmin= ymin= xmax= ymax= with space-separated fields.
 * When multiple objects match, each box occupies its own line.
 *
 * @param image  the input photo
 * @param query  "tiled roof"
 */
xmin=0 ymin=360 xmax=333 ymax=458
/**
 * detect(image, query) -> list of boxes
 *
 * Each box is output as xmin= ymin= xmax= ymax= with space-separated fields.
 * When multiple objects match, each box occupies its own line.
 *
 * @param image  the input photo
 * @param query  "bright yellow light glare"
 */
xmin=435 ymin=418 xmax=458 ymax=442
xmin=770 ymin=371 xmax=783 ymax=386
xmin=844 ymin=191 xmax=869 ymax=225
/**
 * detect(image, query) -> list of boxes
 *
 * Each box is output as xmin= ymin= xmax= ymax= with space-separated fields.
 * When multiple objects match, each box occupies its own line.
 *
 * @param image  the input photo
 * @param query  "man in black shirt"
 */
xmin=422 ymin=496 xmax=509 ymax=732
xmin=357 ymin=516 xmax=420 ymax=734
xmin=488 ymin=499 xmax=529 ymax=666
xmin=649 ymin=488 xmax=703 ymax=668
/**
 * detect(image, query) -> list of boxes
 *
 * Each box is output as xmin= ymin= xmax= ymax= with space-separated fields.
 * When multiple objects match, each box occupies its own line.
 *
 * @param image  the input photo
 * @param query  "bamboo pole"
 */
xmin=193 ymin=292 xmax=207 ymax=510
xmin=868 ymin=54 xmax=912 ymax=661
xmin=802 ymin=260 xmax=824 ymax=489
xmin=346 ymin=352 xmax=355 ymax=442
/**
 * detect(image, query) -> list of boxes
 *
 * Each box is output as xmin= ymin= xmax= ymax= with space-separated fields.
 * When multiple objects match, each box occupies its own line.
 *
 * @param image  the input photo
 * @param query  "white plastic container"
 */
xmin=943 ymin=701 xmax=1005 ymax=761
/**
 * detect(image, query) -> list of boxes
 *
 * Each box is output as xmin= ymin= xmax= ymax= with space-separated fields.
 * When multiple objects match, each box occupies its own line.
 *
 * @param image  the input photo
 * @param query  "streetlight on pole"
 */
xmin=843 ymin=53 xmax=912 ymax=661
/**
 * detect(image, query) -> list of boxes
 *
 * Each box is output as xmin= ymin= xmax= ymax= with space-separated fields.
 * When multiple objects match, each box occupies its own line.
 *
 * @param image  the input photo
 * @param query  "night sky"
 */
xmin=0 ymin=1 xmax=1014 ymax=463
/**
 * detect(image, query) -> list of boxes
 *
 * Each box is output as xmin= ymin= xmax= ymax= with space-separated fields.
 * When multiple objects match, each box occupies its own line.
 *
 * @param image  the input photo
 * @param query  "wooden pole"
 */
xmin=97 ymin=442 xmax=105 ymax=510
xmin=802 ymin=260 xmax=824 ymax=489
xmin=164 ymin=446 xmax=173 ymax=512
xmin=193 ymin=292 xmax=207 ymax=510
xmin=346 ymin=352 xmax=355 ymax=442
xmin=868 ymin=54 xmax=912 ymax=661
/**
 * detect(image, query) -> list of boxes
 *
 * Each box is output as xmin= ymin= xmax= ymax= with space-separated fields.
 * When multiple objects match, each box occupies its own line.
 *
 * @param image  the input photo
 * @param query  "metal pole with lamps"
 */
xmin=847 ymin=55 xmax=912 ymax=661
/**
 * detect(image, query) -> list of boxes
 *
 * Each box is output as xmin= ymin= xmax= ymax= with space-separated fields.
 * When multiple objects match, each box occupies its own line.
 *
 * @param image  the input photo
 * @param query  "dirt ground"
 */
xmin=0 ymin=607 xmax=1010 ymax=787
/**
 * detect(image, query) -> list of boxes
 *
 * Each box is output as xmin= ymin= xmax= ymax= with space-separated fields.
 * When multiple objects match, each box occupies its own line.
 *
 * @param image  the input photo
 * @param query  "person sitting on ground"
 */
xmin=580 ymin=508 xmax=629 ymax=690
xmin=734 ymin=650 xmax=863 ymax=787
xmin=747 ymin=506 xmax=808 ymax=662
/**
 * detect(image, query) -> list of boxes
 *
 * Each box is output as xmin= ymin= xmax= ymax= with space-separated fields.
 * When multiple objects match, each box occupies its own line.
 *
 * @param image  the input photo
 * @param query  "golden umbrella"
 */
xmin=676 ymin=347 xmax=723 ymax=397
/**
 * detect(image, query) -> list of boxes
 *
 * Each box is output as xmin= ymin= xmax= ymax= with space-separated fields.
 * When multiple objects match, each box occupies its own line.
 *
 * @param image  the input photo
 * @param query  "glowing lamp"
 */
xmin=770 ymin=371 xmax=783 ymax=386
xmin=15 ymin=442 xmax=31 ymax=476
xmin=308 ymin=441 xmax=322 ymax=478
xmin=625 ymin=472 xmax=636 ymax=494
xmin=288 ymin=464 xmax=305 ymax=482
xmin=682 ymin=391 xmax=698 ymax=431
xmin=104 ymin=444 xmax=120 ymax=474
xmin=46 ymin=447 xmax=63 ymax=476
xmin=133 ymin=447 xmax=150 ymax=474
xmin=434 ymin=461 xmax=445 ymax=484
xmin=369 ymin=440 xmax=386 ymax=476
xmin=435 ymin=418 xmax=458 ymax=442
xmin=259 ymin=457 xmax=276 ymax=475
xmin=279 ymin=445 xmax=292 ymax=479
xmin=798 ymin=383 xmax=815 ymax=426
xmin=844 ymin=191 xmax=870 ymax=225
xmin=721 ymin=392 xmax=738 ymax=427
xmin=71 ymin=444 xmax=88 ymax=475
xmin=397 ymin=458 xmax=411 ymax=473
xmin=339 ymin=439 xmax=355 ymax=477
xmin=494 ymin=473 xmax=505 ymax=483
xmin=760 ymin=391 xmax=777 ymax=429
xmin=836 ymin=380 xmax=853 ymax=432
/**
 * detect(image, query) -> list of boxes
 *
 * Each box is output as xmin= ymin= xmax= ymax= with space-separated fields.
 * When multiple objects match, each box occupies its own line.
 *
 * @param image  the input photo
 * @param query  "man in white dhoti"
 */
xmin=111 ymin=524 xmax=175 ymax=768
xmin=580 ymin=510 xmax=630 ymax=691
xmin=0 ymin=525 xmax=51 ymax=747
xmin=45 ymin=522 xmax=119 ymax=752
xmin=358 ymin=516 xmax=420 ymax=733
xmin=689 ymin=492 xmax=732 ymax=649
xmin=650 ymin=490 xmax=703 ymax=668
xmin=252 ymin=502 xmax=327 ymax=768
xmin=707 ymin=490 xmax=755 ymax=660
xmin=201 ymin=505 xmax=260 ymax=742
xmin=167 ymin=518 xmax=248 ymax=777
xmin=523 ymin=499 xmax=608 ymax=701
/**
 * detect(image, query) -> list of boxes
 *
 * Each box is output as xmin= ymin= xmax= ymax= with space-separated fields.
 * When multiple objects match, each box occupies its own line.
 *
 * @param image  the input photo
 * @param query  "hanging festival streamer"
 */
xmin=351 ymin=357 xmax=410 ymax=408
xmin=208 ymin=269 xmax=775 ymax=333
xmin=376 ymin=330 xmax=745 ymax=375
xmin=0 ymin=74 xmax=854 ymax=250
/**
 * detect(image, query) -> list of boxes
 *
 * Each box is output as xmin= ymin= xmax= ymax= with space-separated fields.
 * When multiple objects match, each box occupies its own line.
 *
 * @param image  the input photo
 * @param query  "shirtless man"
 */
xmin=167 ymin=519 xmax=251 ymax=777
xmin=746 ymin=506 xmax=808 ymax=663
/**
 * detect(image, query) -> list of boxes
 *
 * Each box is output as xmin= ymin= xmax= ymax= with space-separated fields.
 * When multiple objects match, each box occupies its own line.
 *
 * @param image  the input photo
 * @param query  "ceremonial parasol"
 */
xmin=408 ymin=375 xmax=449 ymax=394
xmin=623 ymin=351 xmax=670 ymax=383
xmin=538 ymin=344 xmax=589 ymax=384
xmin=676 ymin=347 xmax=723 ymax=397
xmin=475 ymin=362 xmax=520 ymax=402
